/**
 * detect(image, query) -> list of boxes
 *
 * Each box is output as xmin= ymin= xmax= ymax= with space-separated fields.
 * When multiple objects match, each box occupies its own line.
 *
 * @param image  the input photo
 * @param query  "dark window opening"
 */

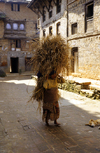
xmin=43 ymin=29 xmax=46 ymax=37
xmin=10 ymin=39 xmax=21 ymax=50
xmin=43 ymin=6 xmax=46 ymax=22
xmin=35 ymin=23 xmax=37 ymax=30
xmin=49 ymin=10 xmax=52 ymax=18
xmin=56 ymin=0 xmax=61 ymax=14
xmin=85 ymin=2 xmax=93 ymax=32
xmin=49 ymin=26 xmax=52 ymax=36
xmin=56 ymin=22 xmax=60 ymax=35
xmin=72 ymin=23 xmax=77 ymax=35
xmin=11 ymin=3 xmax=20 ymax=11
xmin=86 ymin=3 xmax=93 ymax=19
xmin=16 ymin=40 xmax=21 ymax=48
xmin=71 ymin=47 xmax=78 ymax=73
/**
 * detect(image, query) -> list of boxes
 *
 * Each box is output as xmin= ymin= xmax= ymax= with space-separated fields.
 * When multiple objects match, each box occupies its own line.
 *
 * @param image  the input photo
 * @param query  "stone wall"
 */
xmin=68 ymin=0 xmax=100 ymax=80
xmin=29 ymin=0 xmax=100 ymax=80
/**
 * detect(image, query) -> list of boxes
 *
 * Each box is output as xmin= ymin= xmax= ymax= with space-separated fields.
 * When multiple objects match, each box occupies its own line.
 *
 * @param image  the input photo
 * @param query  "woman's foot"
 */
xmin=45 ymin=119 xmax=49 ymax=126
xmin=54 ymin=120 xmax=60 ymax=126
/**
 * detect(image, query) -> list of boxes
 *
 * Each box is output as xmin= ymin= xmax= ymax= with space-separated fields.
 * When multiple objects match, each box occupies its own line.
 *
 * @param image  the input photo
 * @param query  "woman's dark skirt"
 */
xmin=42 ymin=87 xmax=60 ymax=121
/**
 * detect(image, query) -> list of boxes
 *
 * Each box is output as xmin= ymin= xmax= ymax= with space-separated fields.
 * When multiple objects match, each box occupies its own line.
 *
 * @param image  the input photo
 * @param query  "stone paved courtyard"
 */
xmin=0 ymin=75 xmax=100 ymax=153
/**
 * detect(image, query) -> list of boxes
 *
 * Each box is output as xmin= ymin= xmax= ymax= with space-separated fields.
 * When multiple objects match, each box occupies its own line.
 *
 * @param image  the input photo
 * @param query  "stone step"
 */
xmin=89 ymin=84 xmax=100 ymax=91
xmin=67 ymin=79 xmax=91 ymax=89
xmin=80 ymin=89 xmax=94 ymax=98
xmin=75 ymin=81 xmax=91 ymax=89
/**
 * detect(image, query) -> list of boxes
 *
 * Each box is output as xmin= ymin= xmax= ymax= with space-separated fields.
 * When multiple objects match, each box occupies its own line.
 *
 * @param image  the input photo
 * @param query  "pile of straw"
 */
xmin=30 ymin=36 xmax=70 ymax=103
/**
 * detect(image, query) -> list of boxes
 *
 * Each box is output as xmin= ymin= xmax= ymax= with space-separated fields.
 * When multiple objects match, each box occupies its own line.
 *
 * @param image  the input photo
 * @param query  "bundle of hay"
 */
xmin=30 ymin=36 xmax=70 ymax=103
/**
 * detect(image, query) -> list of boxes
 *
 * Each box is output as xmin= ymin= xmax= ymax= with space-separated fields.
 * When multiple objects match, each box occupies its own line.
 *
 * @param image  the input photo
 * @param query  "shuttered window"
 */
xmin=11 ymin=3 xmax=20 ymax=11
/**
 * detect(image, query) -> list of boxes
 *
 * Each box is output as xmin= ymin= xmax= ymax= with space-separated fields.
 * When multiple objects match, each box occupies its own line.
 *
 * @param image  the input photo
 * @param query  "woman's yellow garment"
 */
xmin=43 ymin=77 xmax=65 ymax=89
xmin=43 ymin=78 xmax=57 ymax=89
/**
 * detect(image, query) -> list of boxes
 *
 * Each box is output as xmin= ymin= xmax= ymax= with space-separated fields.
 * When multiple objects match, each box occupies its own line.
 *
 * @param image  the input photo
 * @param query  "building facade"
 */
xmin=28 ymin=0 xmax=67 ymax=39
xmin=28 ymin=0 xmax=100 ymax=80
xmin=67 ymin=0 xmax=100 ymax=79
xmin=0 ymin=0 xmax=38 ymax=73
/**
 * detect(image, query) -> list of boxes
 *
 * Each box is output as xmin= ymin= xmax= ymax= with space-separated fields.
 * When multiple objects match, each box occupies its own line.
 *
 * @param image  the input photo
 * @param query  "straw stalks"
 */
xmin=29 ymin=35 xmax=71 ymax=104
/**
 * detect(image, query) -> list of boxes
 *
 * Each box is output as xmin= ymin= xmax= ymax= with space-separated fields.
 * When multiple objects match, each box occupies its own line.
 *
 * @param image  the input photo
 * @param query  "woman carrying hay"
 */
xmin=31 ymin=36 xmax=70 ymax=126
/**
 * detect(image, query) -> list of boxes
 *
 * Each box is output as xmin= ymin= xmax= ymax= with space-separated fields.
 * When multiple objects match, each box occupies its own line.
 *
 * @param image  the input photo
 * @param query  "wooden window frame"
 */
xmin=49 ymin=26 xmax=52 ymax=36
xmin=71 ymin=23 xmax=77 ymax=35
xmin=43 ymin=29 xmax=46 ymax=37
xmin=56 ymin=22 xmax=60 ymax=35
xmin=43 ymin=6 xmax=46 ymax=22
xmin=85 ymin=1 xmax=93 ymax=32
xmin=5 ymin=21 xmax=25 ymax=31
xmin=56 ymin=0 xmax=61 ymax=14
xmin=11 ymin=3 xmax=20 ymax=12
xmin=10 ymin=39 xmax=21 ymax=51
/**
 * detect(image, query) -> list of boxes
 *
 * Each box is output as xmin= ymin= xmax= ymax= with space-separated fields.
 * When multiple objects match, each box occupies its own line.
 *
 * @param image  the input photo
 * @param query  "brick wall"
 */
xmin=0 ymin=1 xmax=38 ymax=73
xmin=0 ymin=21 xmax=4 ymax=39
xmin=5 ymin=2 xmax=37 ymax=38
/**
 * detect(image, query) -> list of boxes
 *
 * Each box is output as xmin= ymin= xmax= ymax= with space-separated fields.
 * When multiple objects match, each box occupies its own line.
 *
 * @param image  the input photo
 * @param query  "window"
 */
xmin=37 ymin=18 xmax=40 ymax=29
xmin=11 ymin=3 xmax=20 ymax=11
xmin=5 ymin=22 xmax=25 ymax=32
xmin=86 ymin=2 xmax=93 ymax=19
xmin=49 ymin=26 xmax=52 ymax=36
xmin=11 ymin=39 xmax=21 ymax=51
xmin=11 ymin=40 xmax=16 ymax=51
xmin=72 ymin=23 xmax=77 ymax=35
xmin=49 ymin=6 xmax=52 ymax=18
xmin=49 ymin=10 xmax=52 ymax=18
xmin=16 ymin=40 xmax=21 ymax=48
xmin=56 ymin=0 xmax=61 ymax=14
xmin=43 ymin=29 xmax=46 ymax=37
xmin=85 ymin=2 xmax=93 ymax=32
xmin=35 ymin=23 xmax=37 ymax=30
xmin=6 ymin=23 xmax=11 ymax=30
xmin=56 ymin=22 xmax=60 ymax=35
xmin=13 ymin=23 xmax=18 ymax=30
xmin=19 ymin=24 xmax=25 ymax=30
xmin=43 ymin=6 xmax=46 ymax=22
xmin=71 ymin=47 xmax=78 ymax=73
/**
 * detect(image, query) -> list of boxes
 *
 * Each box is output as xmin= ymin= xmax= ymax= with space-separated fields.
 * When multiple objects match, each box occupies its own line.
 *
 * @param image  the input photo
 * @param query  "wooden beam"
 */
xmin=30 ymin=6 xmax=38 ymax=14
xmin=40 ymin=0 xmax=49 ymax=12
xmin=37 ymin=6 xmax=43 ymax=15
xmin=34 ymin=2 xmax=43 ymax=15
xmin=52 ymin=0 xmax=57 ymax=5
xmin=48 ymin=0 xmax=53 ymax=10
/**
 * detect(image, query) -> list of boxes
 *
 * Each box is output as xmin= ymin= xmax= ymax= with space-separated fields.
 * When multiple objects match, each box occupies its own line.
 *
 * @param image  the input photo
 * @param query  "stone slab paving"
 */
xmin=0 ymin=75 xmax=100 ymax=153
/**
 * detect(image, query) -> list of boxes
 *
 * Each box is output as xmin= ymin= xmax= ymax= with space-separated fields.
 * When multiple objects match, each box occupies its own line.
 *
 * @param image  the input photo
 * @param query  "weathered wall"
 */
xmin=0 ymin=21 xmax=4 ymax=39
xmin=40 ymin=0 xmax=67 ymax=39
xmin=68 ymin=0 xmax=100 ymax=79
xmin=0 ymin=1 xmax=38 ymax=73
xmin=5 ymin=2 xmax=37 ymax=38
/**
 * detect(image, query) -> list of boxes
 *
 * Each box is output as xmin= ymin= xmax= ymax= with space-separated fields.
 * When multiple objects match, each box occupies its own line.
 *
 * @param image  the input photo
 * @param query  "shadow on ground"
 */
xmin=0 ymin=76 xmax=100 ymax=153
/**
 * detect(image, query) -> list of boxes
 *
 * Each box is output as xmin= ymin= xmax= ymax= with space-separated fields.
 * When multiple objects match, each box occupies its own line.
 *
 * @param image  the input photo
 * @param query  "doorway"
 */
xmin=71 ymin=47 xmax=78 ymax=73
xmin=10 ymin=57 xmax=19 ymax=73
